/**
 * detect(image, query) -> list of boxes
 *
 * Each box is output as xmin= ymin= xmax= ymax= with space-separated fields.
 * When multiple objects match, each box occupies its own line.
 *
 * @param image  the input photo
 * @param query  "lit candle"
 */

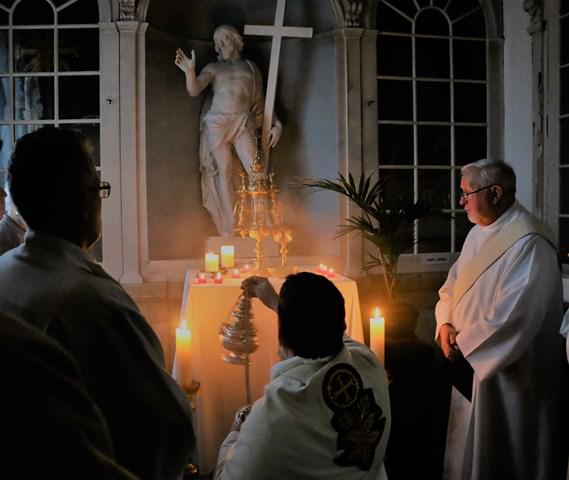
xmin=205 ymin=253 xmax=219 ymax=273
xmin=370 ymin=307 xmax=385 ymax=364
xmin=230 ymin=268 xmax=240 ymax=279
xmin=327 ymin=268 xmax=336 ymax=278
xmin=318 ymin=263 xmax=328 ymax=274
xmin=242 ymin=263 xmax=251 ymax=273
xmin=195 ymin=272 xmax=207 ymax=284
xmin=173 ymin=318 xmax=192 ymax=389
xmin=220 ymin=245 xmax=235 ymax=268
xmin=214 ymin=272 xmax=223 ymax=284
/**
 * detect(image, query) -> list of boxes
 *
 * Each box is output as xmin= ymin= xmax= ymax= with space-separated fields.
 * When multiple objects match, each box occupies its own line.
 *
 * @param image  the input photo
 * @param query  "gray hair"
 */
xmin=213 ymin=25 xmax=244 ymax=52
xmin=461 ymin=159 xmax=516 ymax=195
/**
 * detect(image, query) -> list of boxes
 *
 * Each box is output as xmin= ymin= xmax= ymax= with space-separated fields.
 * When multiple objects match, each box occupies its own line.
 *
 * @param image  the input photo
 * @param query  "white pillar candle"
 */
xmin=370 ymin=307 xmax=385 ymax=365
xmin=205 ymin=253 xmax=219 ymax=273
xmin=173 ymin=318 xmax=192 ymax=389
xmin=220 ymin=245 xmax=235 ymax=268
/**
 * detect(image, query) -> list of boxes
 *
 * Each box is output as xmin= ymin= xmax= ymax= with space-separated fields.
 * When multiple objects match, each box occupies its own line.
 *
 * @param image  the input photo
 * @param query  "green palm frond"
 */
xmin=302 ymin=171 xmax=440 ymax=300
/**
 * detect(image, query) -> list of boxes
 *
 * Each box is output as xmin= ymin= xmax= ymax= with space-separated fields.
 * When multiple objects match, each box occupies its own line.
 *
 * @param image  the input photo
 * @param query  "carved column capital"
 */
xmin=119 ymin=0 xmax=136 ymax=21
xmin=523 ymin=0 xmax=544 ymax=34
xmin=343 ymin=0 xmax=363 ymax=27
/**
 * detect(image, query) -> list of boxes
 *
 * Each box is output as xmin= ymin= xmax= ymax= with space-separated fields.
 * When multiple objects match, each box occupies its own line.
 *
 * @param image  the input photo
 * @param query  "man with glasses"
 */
xmin=435 ymin=159 xmax=568 ymax=479
xmin=0 ymin=127 xmax=195 ymax=480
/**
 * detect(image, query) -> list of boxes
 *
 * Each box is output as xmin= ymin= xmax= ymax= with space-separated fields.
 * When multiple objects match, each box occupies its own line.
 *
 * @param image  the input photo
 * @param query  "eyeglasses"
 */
xmin=459 ymin=184 xmax=497 ymax=201
xmin=85 ymin=181 xmax=111 ymax=199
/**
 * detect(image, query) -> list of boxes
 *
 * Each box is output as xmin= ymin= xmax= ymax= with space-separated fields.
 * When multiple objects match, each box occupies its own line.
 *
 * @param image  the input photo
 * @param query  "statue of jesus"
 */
xmin=175 ymin=24 xmax=282 ymax=237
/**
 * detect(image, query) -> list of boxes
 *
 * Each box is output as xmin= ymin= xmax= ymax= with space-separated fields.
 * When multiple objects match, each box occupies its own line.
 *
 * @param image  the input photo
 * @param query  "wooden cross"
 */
xmin=244 ymin=0 xmax=313 ymax=163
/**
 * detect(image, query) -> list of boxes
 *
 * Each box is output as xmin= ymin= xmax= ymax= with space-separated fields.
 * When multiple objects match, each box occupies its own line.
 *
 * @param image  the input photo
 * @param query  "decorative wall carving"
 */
xmin=343 ymin=0 xmax=363 ymax=27
xmin=523 ymin=0 xmax=544 ymax=34
xmin=119 ymin=0 xmax=136 ymax=21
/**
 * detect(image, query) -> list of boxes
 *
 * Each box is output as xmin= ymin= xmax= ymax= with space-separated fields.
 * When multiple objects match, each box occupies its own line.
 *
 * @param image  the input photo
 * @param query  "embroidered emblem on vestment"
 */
xmin=322 ymin=363 xmax=386 ymax=471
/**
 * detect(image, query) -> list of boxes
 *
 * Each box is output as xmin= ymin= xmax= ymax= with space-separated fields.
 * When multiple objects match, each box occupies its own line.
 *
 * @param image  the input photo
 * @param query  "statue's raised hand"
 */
xmin=175 ymin=48 xmax=196 ymax=73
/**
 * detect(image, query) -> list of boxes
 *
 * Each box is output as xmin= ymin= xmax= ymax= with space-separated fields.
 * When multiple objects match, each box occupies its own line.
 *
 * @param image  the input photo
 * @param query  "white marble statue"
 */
xmin=175 ymin=25 xmax=282 ymax=237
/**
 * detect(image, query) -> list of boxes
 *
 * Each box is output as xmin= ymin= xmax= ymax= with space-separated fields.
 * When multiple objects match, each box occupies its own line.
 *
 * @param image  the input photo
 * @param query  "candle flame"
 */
xmin=373 ymin=307 xmax=380 ymax=318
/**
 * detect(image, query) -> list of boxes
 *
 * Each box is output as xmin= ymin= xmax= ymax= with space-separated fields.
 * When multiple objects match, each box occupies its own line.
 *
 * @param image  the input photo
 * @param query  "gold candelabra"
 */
xmin=233 ymin=150 xmax=293 ymax=272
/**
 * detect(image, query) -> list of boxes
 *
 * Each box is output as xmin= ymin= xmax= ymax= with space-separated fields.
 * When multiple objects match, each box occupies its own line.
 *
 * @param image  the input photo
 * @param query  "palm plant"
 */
xmin=303 ymin=171 xmax=435 ymax=302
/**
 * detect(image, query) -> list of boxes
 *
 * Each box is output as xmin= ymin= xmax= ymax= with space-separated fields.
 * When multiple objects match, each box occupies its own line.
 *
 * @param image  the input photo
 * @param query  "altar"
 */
xmin=177 ymin=268 xmax=364 ymax=473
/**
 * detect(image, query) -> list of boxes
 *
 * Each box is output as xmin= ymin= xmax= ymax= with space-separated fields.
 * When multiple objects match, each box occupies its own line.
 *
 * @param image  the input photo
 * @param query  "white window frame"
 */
xmin=373 ymin=0 xmax=503 ymax=273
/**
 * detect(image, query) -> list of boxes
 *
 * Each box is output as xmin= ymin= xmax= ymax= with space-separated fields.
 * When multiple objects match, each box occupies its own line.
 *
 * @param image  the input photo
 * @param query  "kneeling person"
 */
xmin=215 ymin=272 xmax=391 ymax=480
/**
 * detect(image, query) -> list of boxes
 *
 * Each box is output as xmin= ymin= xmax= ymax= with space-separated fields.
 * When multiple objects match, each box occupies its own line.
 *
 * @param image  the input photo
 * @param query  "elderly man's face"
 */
xmin=459 ymin=171 xmax=499 ymax=226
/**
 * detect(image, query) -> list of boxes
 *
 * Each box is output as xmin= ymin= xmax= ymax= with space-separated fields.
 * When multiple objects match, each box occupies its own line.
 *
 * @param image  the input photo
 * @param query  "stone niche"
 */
xmin=144 ymin=0 xmax=342 ymax=262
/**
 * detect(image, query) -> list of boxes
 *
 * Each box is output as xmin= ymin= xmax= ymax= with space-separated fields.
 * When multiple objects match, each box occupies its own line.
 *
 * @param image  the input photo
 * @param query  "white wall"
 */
xmin=503 ymin=1 xmax=533 ymax=210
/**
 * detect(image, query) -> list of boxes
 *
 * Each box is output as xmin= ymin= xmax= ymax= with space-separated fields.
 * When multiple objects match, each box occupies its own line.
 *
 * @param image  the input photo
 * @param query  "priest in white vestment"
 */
xmin=435 ymin=158 xmax=569 ymax=480
xmin=214 ymin=273 xmax=391 ymax=480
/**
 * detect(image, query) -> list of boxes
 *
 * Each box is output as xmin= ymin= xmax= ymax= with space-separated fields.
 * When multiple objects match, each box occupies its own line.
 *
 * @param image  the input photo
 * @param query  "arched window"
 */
xmin=376 ymin=0 xmax=489 ymax=254
xmin=0 ymin=0 xmax=101 ymax=257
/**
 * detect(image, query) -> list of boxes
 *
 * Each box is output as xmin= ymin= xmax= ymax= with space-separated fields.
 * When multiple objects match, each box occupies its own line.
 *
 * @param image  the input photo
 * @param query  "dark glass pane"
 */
xmin=0 ymin=78 xmax=9 ymax=119
xmin=379 ymin=168 xmax=414 ymax=210
xmin=59 ymin=0 xmax=99 ymax=24
xmin=561 ymin=15 xmax=568 ymax=66
xmin=59 ymin=76 xmax=99 ymax=119
xmin=377 ymin=34 xmax=412 ymax=77
xmin=416 ymin=37 xmax=450 ymax=78
xmin=417 ymin=81 xmax=450 ymax=121
xmin=561 ymin=118 xmax=569 ymax=165
xmin=562 ymin=67 xmax=569 ymax=116
xmin=452 ymin=8 xmax=486 ymax=38
xmin=418 ymin=215 xmax=450 ymax=252
xmin=418 ymin=125 xmax=450 ymax=165
xmin=0 ymin=125 xmax=10 ymax=175
xmin=14 ymin=0 xmax=54 ymax=25
xmin=52 ymin=0 xmax=77 ymax=6
xmin=560 ymin=218 xmax=569 ymax=264
xmin=453 ymin=40 xmax=486 ymax=80
xmin=378 ymin=80 xmax=413 ymax=121
xmin=0 ymin=0 xmax=17 ymax=7
xmin=454 ymin=82 xmax=486 ymax=122
xmin=446 ymin=0 xmax=480 ymax=22
xmin=377 ymin=2 xmax=413 ymax=33
xmin=0 ymin=9 xmax=8 ymax=26
xmin=379 ymin=124 xmax=413 ymax=165
xmin=14 ymin=77 xmax=54 ymax=120
xmin=454 ymin=168 xmax=464 ymax=207
xmin=562 ymin=0 xmax=569 ymax=15
xmin=561 ymin=168 xmax=569 ymax=214
xmin=418 ymin=169 xmax=451 ymax=209
xmin=67 ymin=122 xmax=100 ymax=166
xmin=0 ymin=31 xmax=7 ymax=73
xmin=15 ymin=124 xmax=43 ymax=141
xmin=382 ymin=0 xmax=418 ymax=19
xmin=455 ymin=126 xmax=486 ymax=165
xmin=58 ymin=29 xmax=99 ymax=71
xmin=415 ymin=9 xmax=450 ymax=35
xmin=433 ymin=0 xmax=450 ymax=8
xmin=415 ymin=0 xmax=431 ymax=8
xmin=454 ymin=211 xmax=473 ymax=251
xmin=14 ymin=30 xmax=54 ymax=72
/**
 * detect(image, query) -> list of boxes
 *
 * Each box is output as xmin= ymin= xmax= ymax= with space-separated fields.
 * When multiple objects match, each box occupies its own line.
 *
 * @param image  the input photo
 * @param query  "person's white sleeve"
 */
xmin=434 ymin=260 xmax=459 ymax=341
xmin=213 ymin=430 xmax=239 ymax=480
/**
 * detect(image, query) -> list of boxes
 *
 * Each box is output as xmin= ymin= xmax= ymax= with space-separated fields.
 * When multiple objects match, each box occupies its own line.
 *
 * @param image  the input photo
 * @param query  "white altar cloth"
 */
xmin=177 ymin=269 xmax=364 ymax=473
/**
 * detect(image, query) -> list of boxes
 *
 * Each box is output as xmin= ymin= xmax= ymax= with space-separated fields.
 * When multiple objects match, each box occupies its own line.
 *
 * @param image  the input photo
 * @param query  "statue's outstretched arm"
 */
xmin=175 ymin=48 xmax=213 ymax=97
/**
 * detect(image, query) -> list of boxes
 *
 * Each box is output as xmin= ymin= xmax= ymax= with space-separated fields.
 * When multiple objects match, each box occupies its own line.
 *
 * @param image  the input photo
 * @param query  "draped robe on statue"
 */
xmin=435 ymin=202 xmax=569 ymax=480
